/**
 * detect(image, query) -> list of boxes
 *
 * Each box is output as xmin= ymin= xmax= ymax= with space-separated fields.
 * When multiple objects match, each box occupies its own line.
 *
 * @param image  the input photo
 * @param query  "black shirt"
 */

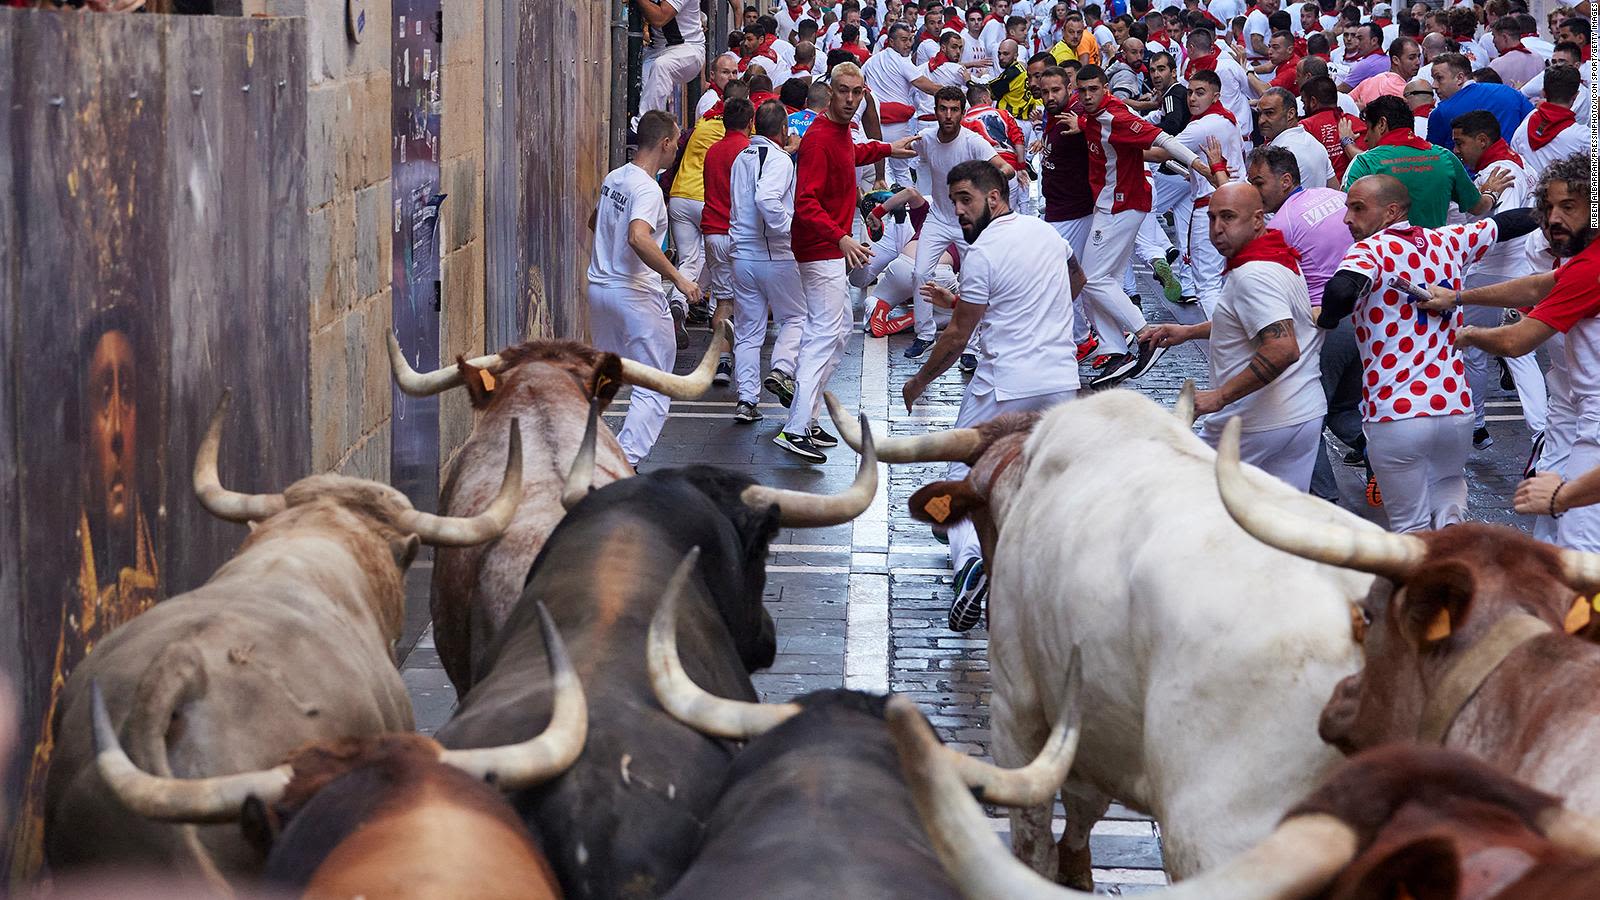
xmin=1157 ymin=83 xmax=1190 ymax=136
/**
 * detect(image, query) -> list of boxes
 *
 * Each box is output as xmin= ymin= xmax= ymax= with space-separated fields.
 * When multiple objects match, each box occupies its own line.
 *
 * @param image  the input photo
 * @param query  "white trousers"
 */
xmin=912 ymin=214 xmax=970 ymax=340
xmin=665 ymin=198 xmax=705 ymax=309
xmin=1050 ymin=217 xmax=1094 ymax=344
xmin=948 ymin=386 xmax=1078 ymax=571
xmin=641 ymin=42 xmax=706 ymax=115
xmin=1558 ymin=424 xmax=1600 ymax=552
xmin=881 ymin=119 xmax=915 ymax=186
xmin=1200 ymin=416 xmax=1323 ymax=492
xmin=1363 ymin=414 xmax=1474 ymax=533
xmin=703 ymin=233 xmax=735 ymax=312
xmin=589 ymin=283 xmax=675 ymax=465
xmin=1535 ymin=333 xmax=1574 ymax=543
xmin=731 ymin=257 xmax=807 ymax=403
xmin=1078 ymin=209 xmax=1150 ymax=356
xmin=786 ymin=259 xmax=853 ymax=434
xmin=1179 ymin=200 xmax=1225 ymax=317
xmin=1460 ymin=282 xmax=1548 ymax=432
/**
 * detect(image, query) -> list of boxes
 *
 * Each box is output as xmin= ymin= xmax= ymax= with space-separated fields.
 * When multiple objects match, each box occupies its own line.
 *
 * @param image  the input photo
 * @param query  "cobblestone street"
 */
xmin=399 ymin=266 xmax=1540 ymax=892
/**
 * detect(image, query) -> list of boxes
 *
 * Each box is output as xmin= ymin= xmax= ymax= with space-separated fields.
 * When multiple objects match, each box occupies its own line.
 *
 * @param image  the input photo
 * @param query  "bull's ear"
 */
xmin=1400 ymin=561 xmax=1475 ymax=647
xmin=458 ymin=356 xmax=498 ymax=409
xmin=390 ymin=534 xmax=421 ymax=569
xmin=1338 ymin=834 xmax=1459 ymax=900
xmin=240 ymin=795 xmax=282 ymax=857
xmin=909 ymin=480 xmax=985 ymax=525
xmin=590 ymin=354 xmax=625 ymax=405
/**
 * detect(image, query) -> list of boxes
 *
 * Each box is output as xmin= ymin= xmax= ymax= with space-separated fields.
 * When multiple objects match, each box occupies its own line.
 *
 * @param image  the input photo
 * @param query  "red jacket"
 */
xmin=792 ymin=115 xmax=891 ymax=262
xmin=700 ymin=131 xmax=751 ymax=236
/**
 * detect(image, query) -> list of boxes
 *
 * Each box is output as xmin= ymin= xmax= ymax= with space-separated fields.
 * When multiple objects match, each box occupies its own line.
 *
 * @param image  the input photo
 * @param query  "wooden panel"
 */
xmin=0 ymin=12 xmax=22 ymax=881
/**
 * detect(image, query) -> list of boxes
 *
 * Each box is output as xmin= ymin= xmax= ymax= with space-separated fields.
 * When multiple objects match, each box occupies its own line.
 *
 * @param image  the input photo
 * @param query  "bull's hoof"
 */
xmin=1055 ymin=841 xmax=1095 ymax=890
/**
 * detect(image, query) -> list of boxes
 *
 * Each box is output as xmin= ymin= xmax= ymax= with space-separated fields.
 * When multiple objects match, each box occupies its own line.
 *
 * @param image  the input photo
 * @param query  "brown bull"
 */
xmin=91 ymin=602 xmax=585 ymax=900
xmin=44 ymin=393 xmax=522 ymax=884
xmin=387 ymin=318 xmax=732 ymax=695
xmin=1211 ymin=417 xmax=1600 ymax=817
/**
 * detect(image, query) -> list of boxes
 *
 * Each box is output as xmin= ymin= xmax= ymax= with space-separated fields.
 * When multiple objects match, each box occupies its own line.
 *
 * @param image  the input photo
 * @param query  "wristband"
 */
xmin=1453 ymin=290 xmax=1462 ymax=307
xmin=1210 ymin=161 xmax=1229 ymax=173
xmin=870 ymin=203 xmax=888 ymax=220
xmin=1552 ymin=481 xmax=1567 ymax=519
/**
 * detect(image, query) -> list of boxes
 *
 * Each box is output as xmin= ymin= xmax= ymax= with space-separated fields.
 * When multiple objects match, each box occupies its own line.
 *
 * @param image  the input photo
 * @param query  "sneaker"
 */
xmin=1075 ymin=335 xmax=1100 ymax=362
xmin=713 ymin=357 xmax=733 ymax=387
xmin=1087 ymin=352 xmax=1138 ymax=388
xmin=1151 ymin=257 xmax=1183 ymax=303
xmin=671 ymin=303 xmax=689 ymax=350
xmin=949 ymin=558 xmax=989 ymax=632
xmin=1342 ymin=438 xmax=1367 ymax=466
xmin=774 ymin=430 xmax=827 ymax=463
xmin=1124 ymin=339 xmax=1168 ymax=380
xmin=764 ymin=370 xmax=795 ymax=407
xmin=883 ymin=310 xmax=915 ymax=336
xmin=1473 ymin=426 xmax=1494 ymax=450
xmin=959 ymin=353 xmax=978 ymax=373
xmin=809 ymin=425 xmax=838 ymax=447
xmin=867 ymin=300 xmax=894 ymax=337
xmin=903 ymin=337 xmax=934 ymax=359
xmin=1365 ymin=471 xmax=1383 ymax=507
xmin=1089 ymin=353 xmax=1115 ymax=368
xmin=1128 ymin=293 xmax=1143 ymax=312
xmin=1525 ymin=430 xmax=1546 ymax=480
xmin=686 ymin=302 xmax=713 ymax=326
xmin=1499 ymin=359 xmax=1515 ymax=392
xmin=1175 ymin=295 xmax=1200 ymax=305
xmin=733 ymin=400 xmax=763 ymax=423
xmin=1165 ymin=245 xmax=1180 ymax=263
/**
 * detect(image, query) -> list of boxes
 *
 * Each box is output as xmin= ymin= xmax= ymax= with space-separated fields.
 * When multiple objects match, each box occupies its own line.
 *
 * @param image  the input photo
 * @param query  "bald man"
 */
xmin=1144 ymin=184 xmax=1326 ymax=489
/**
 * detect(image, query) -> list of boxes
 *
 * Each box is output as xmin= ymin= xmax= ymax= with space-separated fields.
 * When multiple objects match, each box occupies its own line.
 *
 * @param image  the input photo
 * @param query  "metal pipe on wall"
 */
xmin=609 ymin=0 xmax=628 ymax=168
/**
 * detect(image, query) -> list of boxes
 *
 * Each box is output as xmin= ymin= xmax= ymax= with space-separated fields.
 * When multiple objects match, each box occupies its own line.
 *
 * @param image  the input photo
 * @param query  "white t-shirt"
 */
xmin=647 ymin=0 xmax=704 ymax=47
xmin=1214 ymin=52 xmax=1256 ymax=138
xmin=962 ymin=212 xmax=1082 ymax=399
xmin=1209 ymin=0 xmax=1245 ymax=25
xmin=1270 ymin=124 xmax=1336 ymax=190
xmin=863 ymin=47 xmax=926 ymax=109
xmin=1511 ymin=104 xmax=1591 ymax=172
xmin=589 ymin=163 xmax=668 ymax=293
xmin=1243 ymin=9 xmax=1272 ymax=61
xmin=917 ymin=59 xmax=970 ymax=116
xmin=1464 ymin=158 xmax=1534 ymax=280
xmin=1175 ymin=112 xmax=1243 ymax=200
xmin=916 ymin=125 xmax=999 ymax=220
xmin=1211 ymin=258 xmax=1326 ymax=431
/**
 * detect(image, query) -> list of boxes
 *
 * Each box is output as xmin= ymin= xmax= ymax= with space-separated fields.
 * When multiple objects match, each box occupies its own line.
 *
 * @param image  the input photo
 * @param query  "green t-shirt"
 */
xmin=1341 ymin=140 xmax=1481 ymax=228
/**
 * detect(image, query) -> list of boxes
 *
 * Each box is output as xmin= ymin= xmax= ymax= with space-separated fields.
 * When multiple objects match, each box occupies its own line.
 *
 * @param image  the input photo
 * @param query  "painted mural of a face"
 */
xmin=88 ymin=329 xmax=138 ymax=543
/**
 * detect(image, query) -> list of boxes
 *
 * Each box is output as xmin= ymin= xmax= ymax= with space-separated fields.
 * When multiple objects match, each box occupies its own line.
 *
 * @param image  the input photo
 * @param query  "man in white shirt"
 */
xmin=1146 ymin=183 xmax=1326 ymax=490
xmin=728 ymin=100 xmax=808 ymax=424
xmin=1518 ymin=43 xmax=1590 ymax=124
xmin=863 ymin=23 xmax=946 ymax=184
xmin=587 ymin=111 xmax=701 ymax=465
xmin=980 ymin=0 xmax=1014 ymax=62
xmin=695 ymin=55 xmax=741 ymax=119
xmin=1209 ymin=0 xmax=1245 ymax=29
xmin=1187 ymin=27 xmax=1254 ymax=140
xmin=1511 ymin=63 xmax=1588 ymax=171
xmin=1171 ymin=70 xmax=1245 ymax=322
xmin=1258 ymin=87 xmax=1337 ymax=189
xmin=902 ymin=159 xmax=1085 ymax=632
xmin=637 ymin=0 xmax=707 ymax=115
xmin=1243 ymin=0 xmax=1280 ymax=65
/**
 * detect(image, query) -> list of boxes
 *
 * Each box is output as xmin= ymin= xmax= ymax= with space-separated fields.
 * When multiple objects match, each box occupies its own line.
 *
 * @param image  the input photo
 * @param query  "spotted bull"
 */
xmin=435 ymin=406 xmax=880 ymax=899
xmin=388 ymin=319 xmax=732 ymax=696
xmin=88 ymin=602 xmax=585 ymax=900
xmin=44 ymin=394 xmax=522 ymax=883
xmin=828 ymin=387 xmax=1371 ymax=883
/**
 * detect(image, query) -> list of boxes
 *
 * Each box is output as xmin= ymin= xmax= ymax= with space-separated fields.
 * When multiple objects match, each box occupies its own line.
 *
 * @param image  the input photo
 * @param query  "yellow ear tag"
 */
xmin=595 ymin=374 xmax=613 ymax=394
xmin=1565 ymin=595 xmax=1592 ymax=634
xmin=479 ymin=369 xmax=497 ymax=392
xmin=1423 ymin=608 xmax=1452 ymax=642
xmin=924 ymin=494 xmax=952 ymax=523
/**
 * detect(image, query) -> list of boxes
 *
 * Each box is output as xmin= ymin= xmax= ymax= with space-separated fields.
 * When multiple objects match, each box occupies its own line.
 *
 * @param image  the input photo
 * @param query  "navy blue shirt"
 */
xmin=1427 ymin=82 xmax=1534 ymax=150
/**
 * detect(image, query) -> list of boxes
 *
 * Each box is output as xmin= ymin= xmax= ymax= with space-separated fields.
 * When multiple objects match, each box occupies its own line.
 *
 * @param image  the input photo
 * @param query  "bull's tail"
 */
xmin=126 ymin=640 xmax=233 ymax=896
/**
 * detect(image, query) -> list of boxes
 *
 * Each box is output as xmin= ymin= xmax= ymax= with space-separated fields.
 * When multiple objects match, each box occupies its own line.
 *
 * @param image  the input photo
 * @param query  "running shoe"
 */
xmin=764 ymin=370 xmax=796 ymax=407
xmin=1151 ymin=257 xmax=1183 ymax=304
xmin=671 ymin=302 xmax=689 ymax=350
xmin=1087 ymin=352 xmax=1138 ymax=388
xmin=713 ymin=357 xmax=733 ymax=387
xmin=733 ymin=400 xmax=763 ymax=423
xmin=949 ymin=558 xmax=989 ymax=632
xmin=1525 ymin=430 xmax=1546 ymax=480
xmin=1176 ymin=295 xmax=1200 ymax=305
xmin=867 ymin=300 xmax=894 ymax=337
xmin=1075 ymin=335 xmax=1100 ymax=362
xmin=1365 ymin=469 xmax=1383 ymax=507
xmin=1342 ymin=438 xmax=1367 ymax=466
xmin=809 ymin=425 xmax=839 ymax=447
xmin=774 ymin=430 xmax=827 ymax=463
xmin=959 ymin=353 xmax=978 ymax=373
xmin=1124 ymin=339 xmax=1167 ymax=380
xmin=883 ymin=310 xmax=915 ymax=336
xmin=1089 ymin=354 xmax=1115 ymax=368
xmin=686 ymin=302 xmax=713 ymax=326
xmin=1473 ymin=426 xmax=1494 ymax=450
xmin=903 ymin=337 xmax=934 ymax=359
xmin=1499 ymin=359 xmax=1515 ymax=392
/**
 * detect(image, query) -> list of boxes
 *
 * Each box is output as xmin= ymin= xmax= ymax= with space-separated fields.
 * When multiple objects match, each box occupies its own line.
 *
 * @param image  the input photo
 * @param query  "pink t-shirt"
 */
xmin=1269 ymin=187 xmax=1352 ymax=307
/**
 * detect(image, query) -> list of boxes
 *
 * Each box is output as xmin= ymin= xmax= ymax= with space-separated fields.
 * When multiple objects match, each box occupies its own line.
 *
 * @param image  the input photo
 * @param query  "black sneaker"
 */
xmin=774 ymin=430 xmax=827 ymax=463
xmin=949 ymin=558 xmax=988 ymax=632
xmin=809 ymin=425 xmax=838 ymax=447
xmin=1342 ymin=437 xmax=1367 ymax=466
xmin=1525 ymin=430 xmax=1546 ymax=479
xmin=733 ymin=400 xmax=763 ymax=423
xmin=1499 ymin=359 xmax=1515 ymax=391
xmin=671 ymin=303 xmax=689 ymax=350
xmin=686 ymin=302 xmax=713 ymax=326
xmin=713 ymin=357 xmax=733 ymax=387
xmin=1087 ymin=352 xmax=1138 ymax=389
xmin=903 ymin=337 xmax=934 ymax=359
xmin=1473 ymin=426 xmax=1494 ymax=450
xmin=1124 ymin=339 xmax=1167 ymax=380
xmin=1175 ymin=294 xmax=1200 ymax=305
xmin=958 ymin=353 xmax=978 ymax=373
xmin=764 ymin=370 xmax=795 ymax=407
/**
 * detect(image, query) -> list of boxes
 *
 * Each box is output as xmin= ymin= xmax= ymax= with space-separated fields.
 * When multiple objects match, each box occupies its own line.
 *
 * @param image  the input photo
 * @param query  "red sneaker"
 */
xmin=867 ymin=300 xmax=893 ymax=337
xmin=882 ymin=310 xmax=915 ymax=335
xmin=1075 ymin=335 xmax=1100 ymax=362
xmin=1090 ymin=354 xmax=1114 ymax=368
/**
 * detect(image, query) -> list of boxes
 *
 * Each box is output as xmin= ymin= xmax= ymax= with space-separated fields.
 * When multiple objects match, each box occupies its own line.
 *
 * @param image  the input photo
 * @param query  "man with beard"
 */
xmin=901 ymin=158 xmax=1085 ymax=631
xmin=1421 ymin=154 xmax=1597 ymax=550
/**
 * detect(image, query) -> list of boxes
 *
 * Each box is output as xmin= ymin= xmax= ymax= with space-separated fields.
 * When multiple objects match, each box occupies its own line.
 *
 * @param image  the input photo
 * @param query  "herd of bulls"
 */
xmin=34 ymin=317 xmax=1600 ymax=899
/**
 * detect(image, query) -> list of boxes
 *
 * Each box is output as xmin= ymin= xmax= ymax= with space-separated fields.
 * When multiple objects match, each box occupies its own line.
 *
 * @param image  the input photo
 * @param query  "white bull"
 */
xmin=829 ymin=387 xmax=1374 ymax=882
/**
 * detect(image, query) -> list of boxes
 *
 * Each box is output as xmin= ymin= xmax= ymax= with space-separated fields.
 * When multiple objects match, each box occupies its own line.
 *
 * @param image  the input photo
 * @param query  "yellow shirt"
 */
xmin=669 ymin=118 xmax=726 ymax=201
xmin=1048 ymin=40 xmax=1077 ymax=64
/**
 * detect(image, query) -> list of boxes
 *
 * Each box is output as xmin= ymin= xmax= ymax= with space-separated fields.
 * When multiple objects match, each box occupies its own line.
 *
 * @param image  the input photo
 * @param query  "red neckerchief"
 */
xmin=1527 ymin=102 xmax=1578 ymax=149
xmin=1501 ymin=39 xmax=1534 ymax=55
xmin=1090 ymin=17 xmax=1104 ymax=27
xmin=1413 ymin=101 xmax=1434 ymax=117
xmin=1293 ymin=36 xmax=1308 ymax=56
xmin=1197 ymin=100 xmax=1237 ymax=124
xmin=943 ymin=17 xmax=964 ymax=31
xmin=1382 ymin=221 xmax=1427 ymax=251
xmin=1273 ymin=55 xmax=1301 ymax=85
xmin=1225 ymin=228 xmax=1301 ymax=274
xmin=1149 ymin=28 xmax=1169 ymax=45
xmin=758 ymin=33 xmax=778 ymax=54
xmin=928 ymin=52 xmax=952 ymax=70
xmin=1584 ymin=45 xmax=1593 ymax=61
xmin=916 ymin=27 xmax=940 ymax=45
xmin=1124 ymin=55 xmax=1148 ymax=77
xmin=1202 ymin=9 xmax=1224 ymax=27
xmin=749 ymin=90 xmax=779 ymax=108
xmin=1373 ymin=127 xmax=1431 ymax=150
xmin=1372 ymin=16 xmax=1391 ymax=26
xmin=1476 ymin=138 xmax=1524 ymax=171
xmin=785 ymin=2 xmax=803 ymax=18
xmin=792 ymin=62 xmax=810 ymax=73
xmin=981 ymin=12 xmax=1003 ymax=27
xmin=1343 ymin=44 xmax=1374 ymax=63
xmin=1184 ymin=48 xmax=1219 ymax=78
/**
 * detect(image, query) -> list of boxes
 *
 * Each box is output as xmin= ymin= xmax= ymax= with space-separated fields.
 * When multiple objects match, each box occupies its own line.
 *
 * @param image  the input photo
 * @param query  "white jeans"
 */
xmin=704 ymin=233 xmax=735 ymax=312
xmin=665 ymin=198 xmax=705 ymax=309
xmin=1535 ymin=333 xmax=1573 ymax=543
xmin=1078 ymin=209 xmax=1150 ymax=357
xmin=1200 ymin=416 xmax=1323 ymax=492
xmin=912 ymin=214 xmax=969 ymax=340
xmin=589 ymin=283 xmax=676 ymax=465
xmin=731 ymin=257 xmax=807 ymax=404
xmin=1050 ymin=217 xmax=1094 ymax=344
xmin=1179 ymin=199 xmax=1225 ymax=317
xmin=785 ymin=259 xmax=853 ymax=435
xmin=1558 ymin=423 xmax=1600 ymax=552
xmin=641 ymin=42 xmax=706 ymax=115
xmin=948 ymin=386 xmax=1078 ymax=572
xmin=1461 ymin=284 xmax=1547 ymax=432
xmin=1363 ymin=414 xmax=1474 ymax=533
xmin=880 ymin=119 xmax=915 ymax=186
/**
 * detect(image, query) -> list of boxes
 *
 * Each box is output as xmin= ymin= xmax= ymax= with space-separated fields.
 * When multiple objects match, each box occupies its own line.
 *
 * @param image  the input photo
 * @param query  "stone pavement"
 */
xmin=397 ymin=263 xmax=1540 ymax=893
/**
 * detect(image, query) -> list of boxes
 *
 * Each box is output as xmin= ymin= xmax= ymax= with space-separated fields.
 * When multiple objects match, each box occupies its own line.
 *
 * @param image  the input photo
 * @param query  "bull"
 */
xmin=891 ymin=694 xmax=1600 ymax=899
xmin=387 ymin=319 xmax=733 ymax=695
xmin=44 ymin=393 xmax=522 ymax=883
xmin=435 ymin=404 xmax=880 ymax=899
xmin=825 ymin=387 xmax=1372 ymax=882
xmin=88 ymin=602 xmax=585 ymax=900
xmin=644 ymin=549 xmax=1080 ymax=899
xmin=1212 ymin=416 xmax=1600 ymax=814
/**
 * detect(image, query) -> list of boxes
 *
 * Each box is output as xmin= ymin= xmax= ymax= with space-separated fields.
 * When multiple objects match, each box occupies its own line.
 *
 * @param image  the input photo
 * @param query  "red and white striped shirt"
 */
xmin=1079 ymin=96 xmax=1161 ymax=214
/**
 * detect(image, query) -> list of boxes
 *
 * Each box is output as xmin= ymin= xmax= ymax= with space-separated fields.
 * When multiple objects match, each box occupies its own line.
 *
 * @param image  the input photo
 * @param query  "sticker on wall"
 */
xmin=346 ymin=0 xmax=367 ymax=43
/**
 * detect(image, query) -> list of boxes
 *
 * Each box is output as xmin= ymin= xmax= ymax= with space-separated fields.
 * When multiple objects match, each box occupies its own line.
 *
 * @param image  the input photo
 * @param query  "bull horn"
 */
xmin=193 ymin=391 xmax=287 ymax=523
xmin=1174 ymin=379 xmax=1197 ymax=426
xmin=618 ymin=320 xmax=733 ymax=400
xmin=438 ymin=602 xmax=587 ymax=790
xmin=648 ymin=548 xmax=802 ymax=740
xmin=1557 ymin=549 xmax=1600 ymax=595
xmin=92 ymin=682 xmax=291 ymax=823
xmin=561 ymin=398 xmax=601 ymax=511
xmin=941 ymin=647 xmax=1082 ymax=807
xmin=399 ymin=422 xmax=524 ymax=546
xmin=387 ymin=330 xmax=504 ymax=397
xmin=1539 ymin=807 xmax=1600 ymax=858
xmin=825 ymin=392 xmax=981 ymax=463
xmin=1215 ymin=417 xmax=1425 ymax=580
xmin=887 ymin=693 xmax=1360 ymax=899
xmin=740 ymin=414 xmax=879 ymax=526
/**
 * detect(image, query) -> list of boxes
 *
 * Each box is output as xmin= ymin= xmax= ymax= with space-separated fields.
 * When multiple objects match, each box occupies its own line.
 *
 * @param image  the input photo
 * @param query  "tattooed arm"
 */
xmin=1193 ymin=319 xmax=1300 ymax=416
